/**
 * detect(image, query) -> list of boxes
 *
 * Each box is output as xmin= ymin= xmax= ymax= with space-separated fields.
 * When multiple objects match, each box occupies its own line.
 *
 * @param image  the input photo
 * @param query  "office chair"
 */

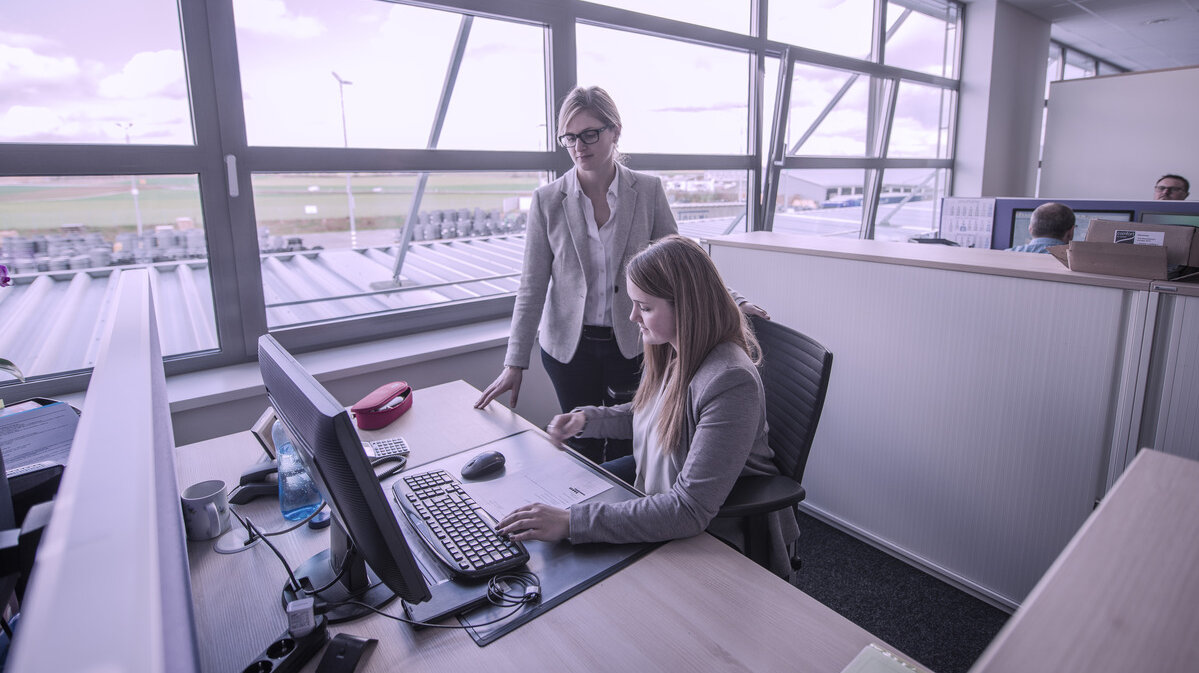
xmin=715 ymin=315 xmax=833 ymax=574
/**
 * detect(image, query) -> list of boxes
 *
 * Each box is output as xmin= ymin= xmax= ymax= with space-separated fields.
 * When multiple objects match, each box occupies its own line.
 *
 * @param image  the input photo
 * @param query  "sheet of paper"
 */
xmin=1113 ymin=229 xmax=1165 ymax=246
xmin=455 ymin=433 xmax=616 ymax=518
xmin=0 ymin=401 xmax=79 ymax=472
xmin=939 ymin=197 xmax=995 ymax=248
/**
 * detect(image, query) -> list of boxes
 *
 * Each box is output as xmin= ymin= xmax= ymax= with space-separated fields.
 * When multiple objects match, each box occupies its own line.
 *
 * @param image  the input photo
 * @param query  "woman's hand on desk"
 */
xmin=497 ymin=503 xmax=570 ymax=542
xmin=475 ymin=366 xmax=523 ymax=409
xmin=545 ymin=412 xmax=585 ymax=446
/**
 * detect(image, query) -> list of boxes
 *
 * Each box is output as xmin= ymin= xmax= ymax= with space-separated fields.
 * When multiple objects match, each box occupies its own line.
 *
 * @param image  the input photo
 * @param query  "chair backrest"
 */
xmin=750 ymin=315 xmax=833 ymax=484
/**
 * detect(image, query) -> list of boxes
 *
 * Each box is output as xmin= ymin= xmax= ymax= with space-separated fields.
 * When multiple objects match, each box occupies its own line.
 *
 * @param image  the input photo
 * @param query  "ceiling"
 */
xmin=997 ymin=0 xmax=1199 ymax=72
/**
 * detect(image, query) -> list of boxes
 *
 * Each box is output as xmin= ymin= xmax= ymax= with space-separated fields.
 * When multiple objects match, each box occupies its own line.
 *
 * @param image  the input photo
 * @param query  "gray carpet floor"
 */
xmin=790 ymin=511 xmax=1010 ymax=673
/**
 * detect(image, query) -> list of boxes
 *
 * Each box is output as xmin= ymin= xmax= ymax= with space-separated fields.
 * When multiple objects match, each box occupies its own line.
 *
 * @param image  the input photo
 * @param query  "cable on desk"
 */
xmin=301 ymin=545 xmax=355 ymax=596
xmin=335 ymin=570 xmax=541 ymax=629
xmin=241 ymin=516 xmax=303 ymax=593
xmin=371 ymin=454 xmax=407 ymax=481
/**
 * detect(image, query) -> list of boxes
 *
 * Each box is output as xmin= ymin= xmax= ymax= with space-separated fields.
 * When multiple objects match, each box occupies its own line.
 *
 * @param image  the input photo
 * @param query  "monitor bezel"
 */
xmin=258 ymin=334 xmax=431 ymax=622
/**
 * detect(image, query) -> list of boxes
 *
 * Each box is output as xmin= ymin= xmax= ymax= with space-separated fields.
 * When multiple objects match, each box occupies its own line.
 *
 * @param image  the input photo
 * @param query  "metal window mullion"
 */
xmin=789 ymin=10 xmax=912 ymax=156
xmin=175 ymin=0 xmax=264 ymax=367
xmin=861 ymin=78 xmax=899 ymax=239
xmin=746 ymin=0 xmax=768 ymax=231
xmin=547 ymin=8 xmax=577 ymax=178
xmin=761 ymin=48 xmax=794 ymax=232
xmin=871 ymin=0 xmax=887 ymax=64
xmin=390 ymin=15 xmax=474 ymax=284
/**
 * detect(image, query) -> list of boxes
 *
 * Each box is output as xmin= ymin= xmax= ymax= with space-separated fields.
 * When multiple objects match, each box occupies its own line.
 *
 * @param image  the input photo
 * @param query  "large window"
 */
xmin=766 ymin=1 xmax=960 ymax=241
xmin=0 ymin=0 xmax=963 ymax=398
xmin=0 ymin=2 xmax=193 ymax=144
xmin=234 ymin=0 xmax=548 ymax=151
xmin=249 ymin=171 xmax=542 ymax=329
xmin=575 ymin=25 xmax=750 ymax=155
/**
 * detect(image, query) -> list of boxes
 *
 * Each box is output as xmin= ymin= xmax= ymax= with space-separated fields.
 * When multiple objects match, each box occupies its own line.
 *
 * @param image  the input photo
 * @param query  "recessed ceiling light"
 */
xmin=1143 ymin=17 xmax=1175 ymax=25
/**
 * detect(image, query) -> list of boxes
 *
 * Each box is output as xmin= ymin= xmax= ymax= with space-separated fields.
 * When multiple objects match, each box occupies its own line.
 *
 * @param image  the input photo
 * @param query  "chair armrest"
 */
xmin=716 ymin=475 xmax=805 ymax=518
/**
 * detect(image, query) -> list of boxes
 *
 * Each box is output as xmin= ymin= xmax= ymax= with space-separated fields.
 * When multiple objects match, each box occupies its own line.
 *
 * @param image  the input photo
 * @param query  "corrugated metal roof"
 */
xmin=0 ymin=219 xmax=734 ymax=379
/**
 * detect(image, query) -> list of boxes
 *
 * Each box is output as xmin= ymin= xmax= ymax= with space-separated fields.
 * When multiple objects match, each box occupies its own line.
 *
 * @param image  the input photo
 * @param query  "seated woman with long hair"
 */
xmin=496 ymin=235 xmax=799 ymax=578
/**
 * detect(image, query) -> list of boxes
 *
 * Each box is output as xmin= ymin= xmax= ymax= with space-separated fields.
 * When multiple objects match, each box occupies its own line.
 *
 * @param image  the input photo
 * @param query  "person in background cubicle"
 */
xmin=474 ymin=86 xmax=767 ymax=464
xmin=1007 ymin=202 xmax=1075 ymax=254
xmin=496 ymin=235 xmax=800 ymax=579
xmin=1154 ymin=174 xmax=1190 ymax=200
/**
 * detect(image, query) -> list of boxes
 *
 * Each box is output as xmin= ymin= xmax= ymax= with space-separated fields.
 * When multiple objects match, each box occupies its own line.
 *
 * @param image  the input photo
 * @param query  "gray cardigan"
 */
xmin=568 ymin=342 xmax=801 ymax=579
xmin=504 ymin=165 xmax=678 ymax=369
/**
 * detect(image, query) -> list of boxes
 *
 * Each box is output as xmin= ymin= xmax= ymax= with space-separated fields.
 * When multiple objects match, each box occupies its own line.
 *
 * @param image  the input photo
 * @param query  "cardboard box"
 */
xmin=1049 ymin=220 xmax=1199 ymax=280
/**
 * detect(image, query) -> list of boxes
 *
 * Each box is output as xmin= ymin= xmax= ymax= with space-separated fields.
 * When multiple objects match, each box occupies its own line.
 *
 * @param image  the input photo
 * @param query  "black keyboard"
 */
xmin=393 ymin=469 xmax=529 ymax=579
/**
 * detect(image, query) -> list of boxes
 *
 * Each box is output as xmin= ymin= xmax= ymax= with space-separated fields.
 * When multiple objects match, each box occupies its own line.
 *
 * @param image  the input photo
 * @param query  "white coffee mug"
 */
xmin=181 ymin=479 xmax=231 ymax=541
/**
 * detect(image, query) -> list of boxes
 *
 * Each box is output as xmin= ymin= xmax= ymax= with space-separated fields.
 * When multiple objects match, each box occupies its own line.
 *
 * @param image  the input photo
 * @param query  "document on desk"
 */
xmin=456 ymin=431 xmax=616 ymax=518
xmin=0 ymin=401 xmax=79 ymax=474
xmin=424 ymin=429 xmax=657 ymax=647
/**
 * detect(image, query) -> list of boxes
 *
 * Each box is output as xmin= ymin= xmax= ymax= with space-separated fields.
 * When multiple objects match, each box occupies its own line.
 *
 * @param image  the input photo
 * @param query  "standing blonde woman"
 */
xmin=497 ymin=235 xmax=799 ymax=579
xmin=475 ymin=86 xmax=766 ymax=465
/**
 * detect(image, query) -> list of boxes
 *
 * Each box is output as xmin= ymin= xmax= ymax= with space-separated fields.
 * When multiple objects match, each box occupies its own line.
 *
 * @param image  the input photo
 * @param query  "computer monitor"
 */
xmin=1140 ymin=212 xmax=1199 ymax=228
xmin=258 ymin=334 xmax=431 ymax=622
xmin=1010 ymin=209 xmax=1133 ymax=248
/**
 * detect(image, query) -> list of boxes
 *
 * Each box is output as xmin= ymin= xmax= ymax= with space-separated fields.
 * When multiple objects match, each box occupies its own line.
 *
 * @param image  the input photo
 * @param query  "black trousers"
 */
xmin=541 ymin=326 xmax=642 ymax=464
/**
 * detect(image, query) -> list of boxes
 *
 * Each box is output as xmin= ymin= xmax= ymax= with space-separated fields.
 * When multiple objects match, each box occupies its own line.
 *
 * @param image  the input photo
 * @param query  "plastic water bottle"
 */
xmin=272 ymin=420 xmax=323 ymax=521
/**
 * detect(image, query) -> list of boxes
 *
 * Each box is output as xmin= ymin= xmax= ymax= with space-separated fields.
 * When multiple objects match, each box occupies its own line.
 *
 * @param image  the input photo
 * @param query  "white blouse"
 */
xmin=631 ymin=380 xmax=684 ymax=494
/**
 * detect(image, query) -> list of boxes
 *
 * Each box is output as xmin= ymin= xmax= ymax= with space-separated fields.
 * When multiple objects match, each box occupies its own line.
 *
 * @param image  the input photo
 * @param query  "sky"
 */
xmin=0 ymin=0 xmax=955 ymax=174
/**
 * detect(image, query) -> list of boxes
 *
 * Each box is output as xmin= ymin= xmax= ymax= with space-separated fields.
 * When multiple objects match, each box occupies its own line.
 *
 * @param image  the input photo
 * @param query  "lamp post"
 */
xmin=115 ymin=122 xmax=145 ymax=239
xmin=332 ymin=71 xmax=357 ymax=249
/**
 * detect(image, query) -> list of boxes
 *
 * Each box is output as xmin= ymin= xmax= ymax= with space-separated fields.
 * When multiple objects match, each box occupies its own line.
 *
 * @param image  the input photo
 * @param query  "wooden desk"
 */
xmin=969 ymin=450 xmax=1199 ymax=672
xmin=180 ymin=380 xmax=925 ymax=672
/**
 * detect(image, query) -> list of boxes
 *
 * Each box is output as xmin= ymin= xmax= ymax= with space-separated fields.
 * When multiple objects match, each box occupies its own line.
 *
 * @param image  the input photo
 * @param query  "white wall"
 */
xmin=1040 ymin=66 xmax=1199 ymax=199
xmin=955 ymin=0 xmax=1050 ymax=198
xmin=709 ymin=241 xmax=1150 ymax=607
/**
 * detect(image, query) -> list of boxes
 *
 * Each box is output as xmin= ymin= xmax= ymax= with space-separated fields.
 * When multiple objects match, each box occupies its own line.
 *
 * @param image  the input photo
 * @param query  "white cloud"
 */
xmin=0 ymin=30 xmax=58 ymax=49
xmin=0 ymin=43 xmax=79 ymax=82
xmin=98 ymin=50 xmax=185 ymax=99
xmin=0 ymin=105 xmax=68 ymax=138
xmin=233 ymin=0 xmax=325 ymax=38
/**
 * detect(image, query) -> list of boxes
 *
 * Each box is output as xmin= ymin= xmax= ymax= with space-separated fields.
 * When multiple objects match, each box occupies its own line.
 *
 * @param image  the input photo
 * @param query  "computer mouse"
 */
xmin=460 ymin=450 xmax=505 ymax=480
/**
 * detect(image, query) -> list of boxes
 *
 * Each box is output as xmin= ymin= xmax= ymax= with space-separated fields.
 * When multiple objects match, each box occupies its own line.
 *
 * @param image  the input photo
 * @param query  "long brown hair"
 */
xmin=627 ymin=235 xmax=760 ymax=454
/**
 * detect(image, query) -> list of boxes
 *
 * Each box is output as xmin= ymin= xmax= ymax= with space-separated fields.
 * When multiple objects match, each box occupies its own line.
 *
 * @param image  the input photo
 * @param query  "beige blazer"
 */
xmin=504 ymin=164 xmax=678 ymax=368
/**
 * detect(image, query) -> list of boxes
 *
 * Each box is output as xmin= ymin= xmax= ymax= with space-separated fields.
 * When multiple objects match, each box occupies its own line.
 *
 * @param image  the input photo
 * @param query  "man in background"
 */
xmin=1007 ymin=202 xmax=1075 ymax=253
xmin=1154 ymin=175 xmax=1190 ymax=200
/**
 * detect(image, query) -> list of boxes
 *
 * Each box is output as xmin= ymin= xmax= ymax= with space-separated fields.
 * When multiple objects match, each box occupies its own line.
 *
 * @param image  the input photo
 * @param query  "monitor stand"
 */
xmin=283 ymin=520 xmax=395 ymax=624
xmin=283 ymin=518 xmax=492 ymax=625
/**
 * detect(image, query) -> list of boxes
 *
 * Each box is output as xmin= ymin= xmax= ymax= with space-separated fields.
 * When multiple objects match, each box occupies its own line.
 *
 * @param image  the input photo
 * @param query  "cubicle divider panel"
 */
xmin=709 ymin=241 xmax=1148 ymax=608
xmin=1145 ymin=290 xmax=1199 ymax=465
xmin=9 ymin=269 xmax=200 ymax=672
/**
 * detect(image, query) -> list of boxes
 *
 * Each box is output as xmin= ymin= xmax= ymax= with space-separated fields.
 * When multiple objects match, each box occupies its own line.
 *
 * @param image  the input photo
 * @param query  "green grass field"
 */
xmin=0 ymin=173 xmax=544 ymax=239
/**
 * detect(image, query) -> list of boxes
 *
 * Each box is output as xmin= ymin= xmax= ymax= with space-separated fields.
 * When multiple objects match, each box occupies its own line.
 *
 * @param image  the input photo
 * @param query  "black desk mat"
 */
xmin=394 ymin=429 xmax=658 ymax=646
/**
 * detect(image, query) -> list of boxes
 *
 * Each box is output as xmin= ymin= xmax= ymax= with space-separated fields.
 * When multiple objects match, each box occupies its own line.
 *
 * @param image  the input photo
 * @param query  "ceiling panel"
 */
xmin=994 ymin=0 xmax=1199 ymax=71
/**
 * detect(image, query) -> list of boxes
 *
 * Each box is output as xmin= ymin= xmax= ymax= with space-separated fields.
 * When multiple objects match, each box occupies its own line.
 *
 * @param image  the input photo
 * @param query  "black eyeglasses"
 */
xmin=557 ymin=126 xmax=610 ymax=148
xmin=1155 ymin=185 xmax=1186 ymax=194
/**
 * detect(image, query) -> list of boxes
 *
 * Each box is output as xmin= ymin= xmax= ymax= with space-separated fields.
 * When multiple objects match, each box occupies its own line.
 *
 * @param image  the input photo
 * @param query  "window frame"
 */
xmin=0 ymin=0 xmax=964 ymax=401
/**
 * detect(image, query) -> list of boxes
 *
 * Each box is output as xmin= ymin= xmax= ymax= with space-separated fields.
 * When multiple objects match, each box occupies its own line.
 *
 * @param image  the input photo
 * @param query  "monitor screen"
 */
xmin=1141 ymin=212 xmax=1199 ymax=227
xmin=258 ymin=334 xmax=431 ymax=622
xmin=1011 ymin=209 xmax=1133 ymax=248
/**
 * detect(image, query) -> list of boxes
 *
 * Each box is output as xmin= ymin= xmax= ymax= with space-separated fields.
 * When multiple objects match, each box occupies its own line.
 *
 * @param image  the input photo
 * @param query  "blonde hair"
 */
xmin=627 ymin=235 xmax=760 ymax=455
xmin=557 ymin=85 xmax=623 ymax=161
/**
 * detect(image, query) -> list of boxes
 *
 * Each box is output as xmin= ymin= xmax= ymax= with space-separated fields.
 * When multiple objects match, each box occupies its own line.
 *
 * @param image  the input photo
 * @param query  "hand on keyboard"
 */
xmin=496 ymin=503 xmax=570 ymax=543
xmin=393 ymin=470 xmax=529 ymax=579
